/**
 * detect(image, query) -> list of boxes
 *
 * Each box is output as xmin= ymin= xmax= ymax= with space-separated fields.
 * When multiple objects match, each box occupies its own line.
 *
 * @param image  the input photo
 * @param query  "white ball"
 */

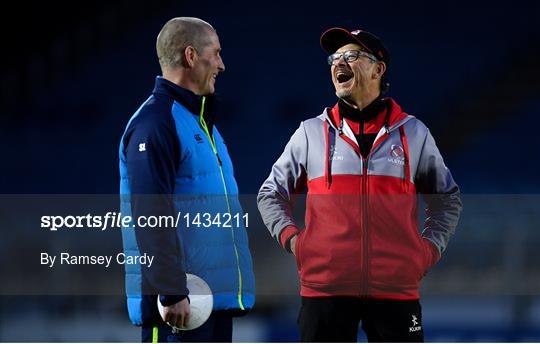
xmin=157 ymin=273 xmax=213 ymax=330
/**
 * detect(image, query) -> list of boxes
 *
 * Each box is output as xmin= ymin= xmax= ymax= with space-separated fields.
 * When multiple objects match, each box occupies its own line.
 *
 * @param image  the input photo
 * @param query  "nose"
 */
xmin=218 ymin=56 xmax=225 ymax=72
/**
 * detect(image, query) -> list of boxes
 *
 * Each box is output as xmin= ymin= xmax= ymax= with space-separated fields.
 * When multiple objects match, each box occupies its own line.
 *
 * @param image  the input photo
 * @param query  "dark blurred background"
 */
xmin=1 ymin=0 xmax=540 ymax=341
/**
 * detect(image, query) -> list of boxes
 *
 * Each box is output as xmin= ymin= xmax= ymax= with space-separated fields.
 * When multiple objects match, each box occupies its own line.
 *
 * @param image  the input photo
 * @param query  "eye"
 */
xmin=328 ymin=53 xmax=342 ymax=65
xmin=344 ymin=51 xmax=359 ymax=62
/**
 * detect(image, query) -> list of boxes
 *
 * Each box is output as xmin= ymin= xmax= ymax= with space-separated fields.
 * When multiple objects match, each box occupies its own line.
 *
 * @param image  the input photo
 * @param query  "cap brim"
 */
xmin=320 ymin=27 xmax=373 ymax=54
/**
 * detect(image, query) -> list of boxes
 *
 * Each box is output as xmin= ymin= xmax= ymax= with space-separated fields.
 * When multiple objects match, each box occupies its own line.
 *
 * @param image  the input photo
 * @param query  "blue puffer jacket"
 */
xmin=119 ymin=76 xmax=255 ymax=326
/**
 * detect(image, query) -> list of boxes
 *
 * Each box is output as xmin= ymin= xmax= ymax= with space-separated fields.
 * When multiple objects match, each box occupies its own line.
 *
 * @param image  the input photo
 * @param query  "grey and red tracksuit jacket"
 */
xmin=257 ymin=97 xmax=462 ymax=299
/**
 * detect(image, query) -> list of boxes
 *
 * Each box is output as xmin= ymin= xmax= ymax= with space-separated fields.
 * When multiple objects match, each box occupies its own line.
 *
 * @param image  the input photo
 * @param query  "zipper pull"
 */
xmin=216 ymin=153 xmax=222 ymax=166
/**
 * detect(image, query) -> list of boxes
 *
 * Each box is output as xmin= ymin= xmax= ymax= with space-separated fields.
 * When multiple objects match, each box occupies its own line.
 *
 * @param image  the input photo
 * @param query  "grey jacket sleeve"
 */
xmin=257 ymin=122 xmax=308 ymax=242
xmin=415 ymin=129 xmax=463 ymax=255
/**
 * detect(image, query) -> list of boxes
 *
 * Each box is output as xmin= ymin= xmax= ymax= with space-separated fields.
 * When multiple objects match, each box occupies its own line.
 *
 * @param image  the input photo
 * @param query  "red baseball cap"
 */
xmin=320 ymin=27 xmax=390 ymax=65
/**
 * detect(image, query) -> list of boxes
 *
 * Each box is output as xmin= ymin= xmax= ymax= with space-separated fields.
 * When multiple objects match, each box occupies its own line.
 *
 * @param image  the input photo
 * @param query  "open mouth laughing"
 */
xmin=335 ymin=68 xmax=353 ymax=84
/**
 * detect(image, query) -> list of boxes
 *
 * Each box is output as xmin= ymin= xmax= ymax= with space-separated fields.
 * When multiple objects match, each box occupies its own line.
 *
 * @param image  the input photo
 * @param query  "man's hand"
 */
xmin=290 ymin=234 xmax=298 ymax=256
xmin=162 ymin=298 xmax=190 ymax=328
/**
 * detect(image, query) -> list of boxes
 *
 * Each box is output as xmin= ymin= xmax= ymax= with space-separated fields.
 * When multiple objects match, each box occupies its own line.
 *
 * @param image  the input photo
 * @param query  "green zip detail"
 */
xmin=199 ymin=97 xmax=245 ymax=310
xmin=152 ymin=326 xmax=158 ymax=343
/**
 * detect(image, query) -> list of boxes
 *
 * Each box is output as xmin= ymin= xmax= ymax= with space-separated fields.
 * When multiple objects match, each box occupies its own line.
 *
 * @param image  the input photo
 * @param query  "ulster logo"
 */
xmin=390 ymin=144 xmax=404 ymax=157
xmin=388 ymin=144 xmax=405 ymax=165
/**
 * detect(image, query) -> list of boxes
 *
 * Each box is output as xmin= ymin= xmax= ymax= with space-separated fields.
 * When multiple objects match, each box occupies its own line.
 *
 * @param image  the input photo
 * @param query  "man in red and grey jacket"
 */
xmin=257 ymin=27 xmax=462 ymax=342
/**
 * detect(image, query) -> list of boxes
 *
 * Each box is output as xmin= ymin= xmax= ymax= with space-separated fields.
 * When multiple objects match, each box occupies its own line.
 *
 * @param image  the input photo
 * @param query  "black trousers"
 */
xmin=141 ymin=311 xmax=233 ymax=343
xmin=298 ymin=297 xmax=424 ymax=342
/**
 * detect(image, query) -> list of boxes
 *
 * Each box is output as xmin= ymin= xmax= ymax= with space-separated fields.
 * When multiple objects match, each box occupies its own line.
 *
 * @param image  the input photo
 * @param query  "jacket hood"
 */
xmin=321 ymin=97 xmax=411 ymax=133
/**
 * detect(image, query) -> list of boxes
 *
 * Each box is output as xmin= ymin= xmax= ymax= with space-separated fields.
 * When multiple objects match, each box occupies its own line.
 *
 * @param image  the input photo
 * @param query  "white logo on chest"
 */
xmin=388 ymin=144 xmax=404 ymax=165
xmin=329 ymin=144 xmax=344 ymax=161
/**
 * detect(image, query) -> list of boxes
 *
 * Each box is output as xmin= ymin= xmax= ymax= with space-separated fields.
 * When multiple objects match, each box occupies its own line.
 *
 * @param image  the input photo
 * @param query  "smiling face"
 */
xmin=191 ymin=29 xmax=225 ymax=95
xmin=331 ymin=43 xmax=384 ymax=107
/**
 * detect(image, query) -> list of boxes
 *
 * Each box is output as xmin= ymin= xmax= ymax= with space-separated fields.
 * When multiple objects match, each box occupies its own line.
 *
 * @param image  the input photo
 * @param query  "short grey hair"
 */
xmin=156 ymin=17 xmax=214 ymax=70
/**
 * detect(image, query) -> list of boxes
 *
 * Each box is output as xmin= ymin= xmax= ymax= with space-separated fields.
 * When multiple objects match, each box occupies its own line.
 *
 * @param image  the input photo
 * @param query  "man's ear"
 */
xmin=183 ymin=46 xmax=197 ymax=68
xmin=373 ymin=62 xmax=387 ymax=80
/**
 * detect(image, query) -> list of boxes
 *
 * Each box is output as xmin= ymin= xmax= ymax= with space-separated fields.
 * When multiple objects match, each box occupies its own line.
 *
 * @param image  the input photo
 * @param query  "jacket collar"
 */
xmin=152 ymin=76 xmax=218 ymax=131
xmin=152 ymin=76 xmax=203 ymax=115
xmin=338 ymin=96 xmax=385 ymax=123
xmin=326 ymin=96 xmax=409 ymax=132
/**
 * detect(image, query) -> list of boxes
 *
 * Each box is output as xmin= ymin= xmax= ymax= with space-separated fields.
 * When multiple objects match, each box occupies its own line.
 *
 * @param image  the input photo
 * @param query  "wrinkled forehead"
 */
xmin=335 ymin=43 xmax=363 ymax=53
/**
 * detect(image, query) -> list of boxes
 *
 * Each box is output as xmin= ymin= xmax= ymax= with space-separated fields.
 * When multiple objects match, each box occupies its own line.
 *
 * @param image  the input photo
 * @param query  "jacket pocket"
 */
xmin=369 ymin=227 xmax=427 ymax=292
xmin=297 ymin=227 xmax=363 ymax=286
xmin=421 ymin=238 xmax=439 ymax=274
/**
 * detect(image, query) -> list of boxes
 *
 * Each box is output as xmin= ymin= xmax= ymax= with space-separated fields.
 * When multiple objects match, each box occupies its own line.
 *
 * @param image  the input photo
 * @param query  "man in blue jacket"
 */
xmin=119 ymin=17 xmax=255 ymax=342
